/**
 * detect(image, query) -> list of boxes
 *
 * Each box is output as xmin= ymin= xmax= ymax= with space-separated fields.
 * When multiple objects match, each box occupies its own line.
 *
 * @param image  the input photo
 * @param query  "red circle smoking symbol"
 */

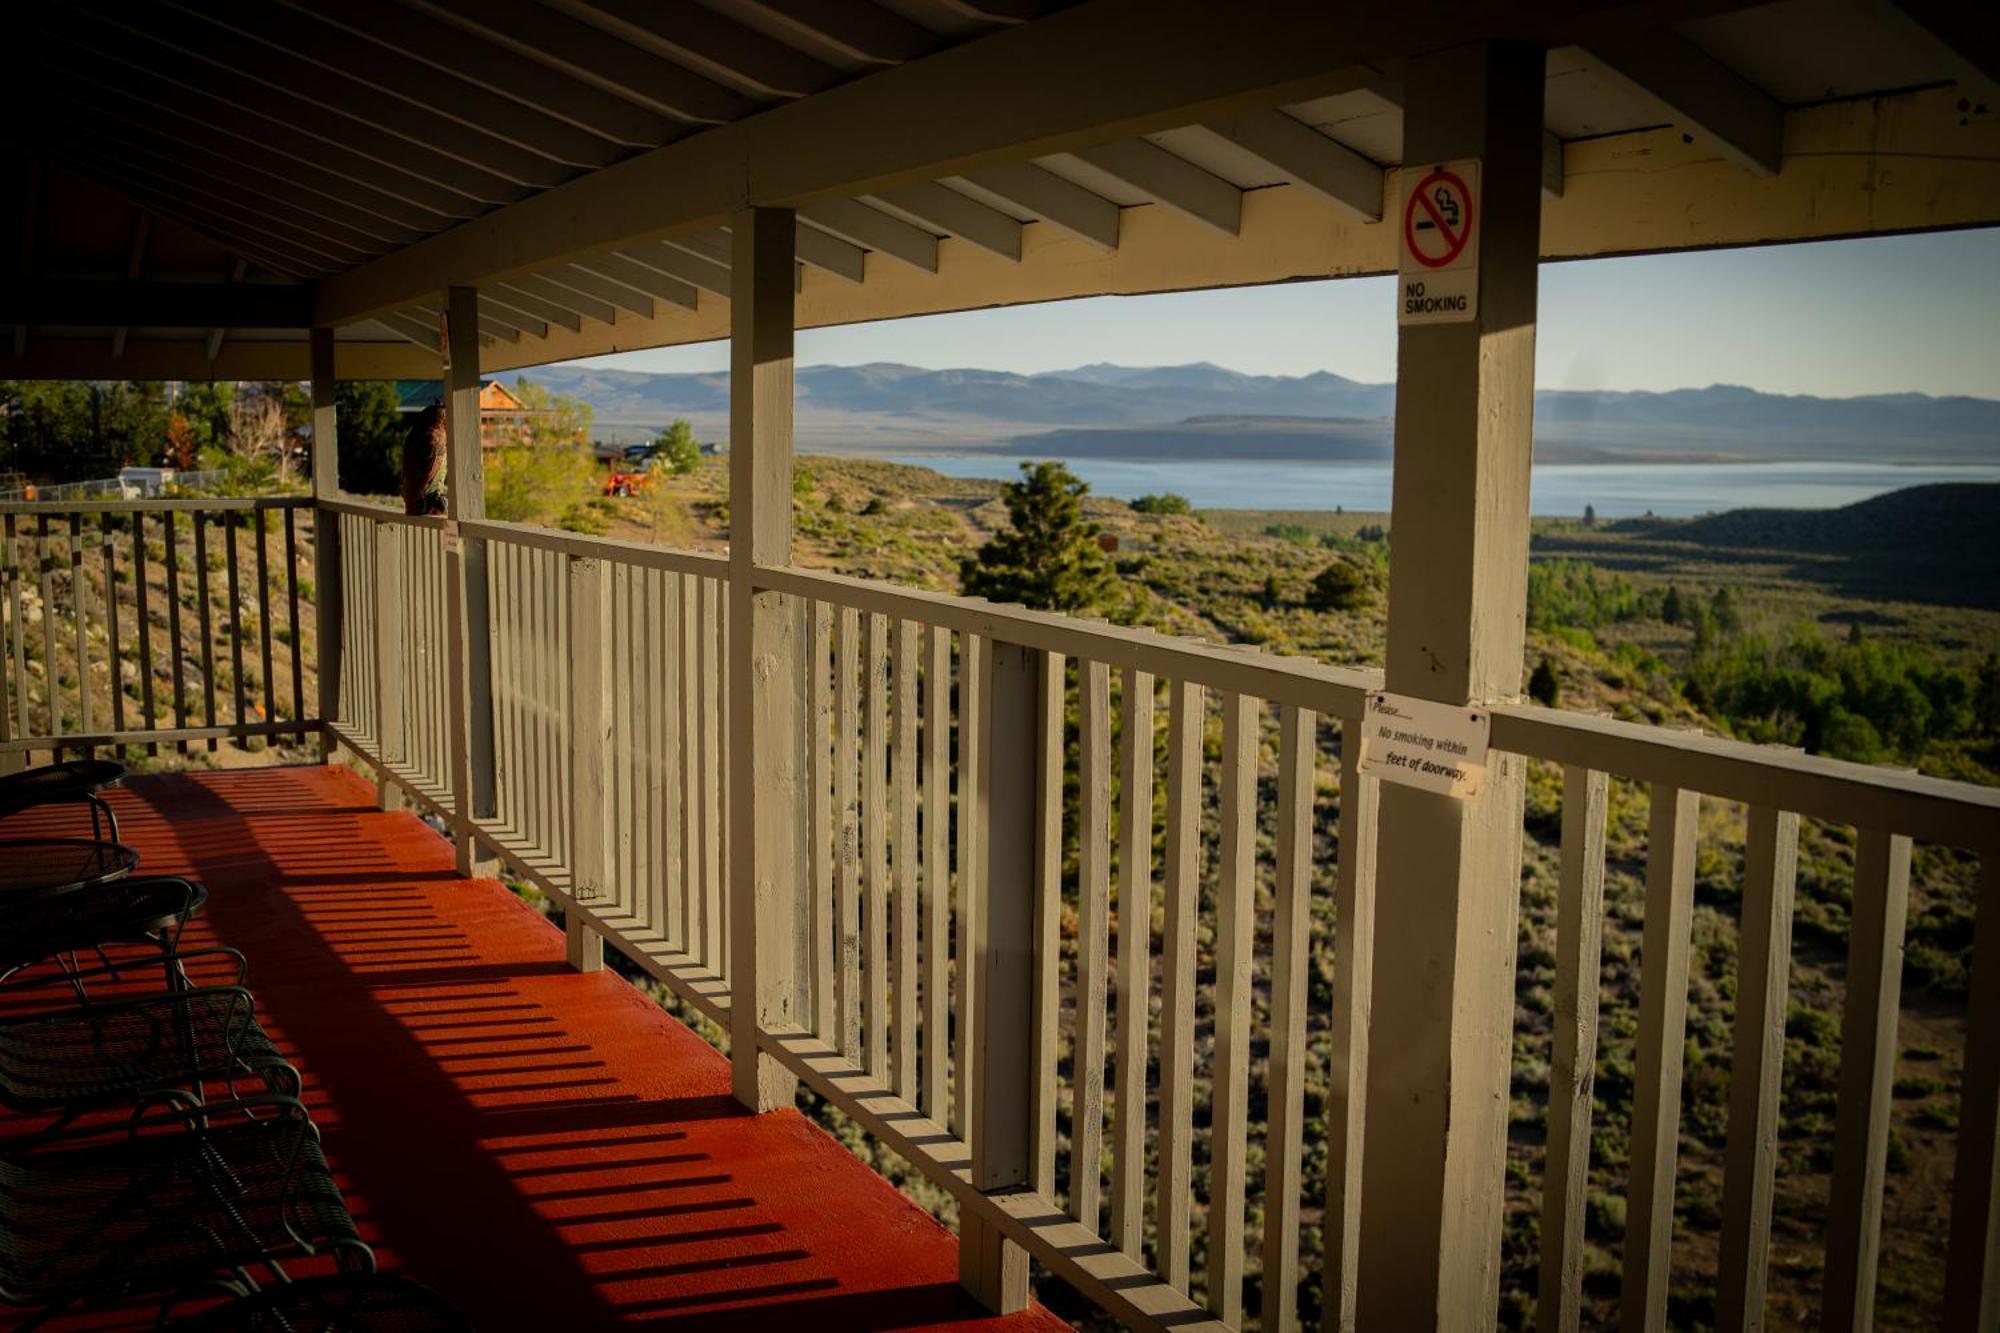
xmin=1403 ymin=169 xmax=1472 ymax=270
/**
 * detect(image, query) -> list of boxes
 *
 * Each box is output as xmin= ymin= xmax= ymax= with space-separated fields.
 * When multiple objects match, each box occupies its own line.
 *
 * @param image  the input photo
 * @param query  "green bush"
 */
xmin=1306 ymin=559 xmax=1371 ymax=612
xmin=1130 ymin=492 xmax=1192 ymax=516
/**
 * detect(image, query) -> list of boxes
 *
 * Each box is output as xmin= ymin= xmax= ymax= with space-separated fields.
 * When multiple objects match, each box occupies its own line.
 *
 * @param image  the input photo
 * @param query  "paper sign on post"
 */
xmin=1357 ymin=690 xmax=1491 ymax=798
xmin=1398 ymin=159 xmax=1480 ymax=326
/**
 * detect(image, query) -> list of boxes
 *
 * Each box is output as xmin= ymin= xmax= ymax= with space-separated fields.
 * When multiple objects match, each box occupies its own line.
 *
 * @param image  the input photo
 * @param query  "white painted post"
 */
xmin=1354 ymin=41 xmax=1546 ymax=1330
xmin=441 ymin=286 xmax=496 ymax=876
xmin=728 ymin=205 xmax=806 ymax=1113
xmin=960 ymin=637 xmax=1040 ymax=1315
xmin=308 ymin=326 xmax=343 ymax=763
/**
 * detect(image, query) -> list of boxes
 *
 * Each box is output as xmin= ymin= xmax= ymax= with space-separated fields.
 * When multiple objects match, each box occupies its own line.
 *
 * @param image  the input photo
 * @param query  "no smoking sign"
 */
xmin=1398 ymin=158 xmax=1480 ymax=325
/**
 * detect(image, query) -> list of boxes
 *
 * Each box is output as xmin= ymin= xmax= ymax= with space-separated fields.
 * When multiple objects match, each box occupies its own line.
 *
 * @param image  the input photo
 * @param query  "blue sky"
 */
xmin=566 ymin=228 xmax=2000 ymax=399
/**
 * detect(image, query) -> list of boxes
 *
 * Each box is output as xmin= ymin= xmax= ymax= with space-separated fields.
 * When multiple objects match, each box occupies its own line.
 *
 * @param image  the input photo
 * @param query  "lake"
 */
xmin=870 ymin=456 xmax=2000 ymax=517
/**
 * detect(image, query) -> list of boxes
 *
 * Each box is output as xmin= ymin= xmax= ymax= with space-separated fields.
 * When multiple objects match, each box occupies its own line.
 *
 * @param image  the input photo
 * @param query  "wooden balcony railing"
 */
xmin=0 ymin=496 xmax=318 ymax=766
xmin=15 ymin=494 xmax=1997 ymax=1330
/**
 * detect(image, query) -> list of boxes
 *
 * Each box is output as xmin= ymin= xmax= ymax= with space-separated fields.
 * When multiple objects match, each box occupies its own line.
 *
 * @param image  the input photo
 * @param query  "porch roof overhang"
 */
xmin=1 ymin=0 xmax=1995 ymax=382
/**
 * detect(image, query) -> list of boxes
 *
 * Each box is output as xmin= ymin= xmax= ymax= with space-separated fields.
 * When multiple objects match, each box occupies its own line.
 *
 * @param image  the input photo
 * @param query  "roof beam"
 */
xmin=0 ymin=335 xmax=440 ymax=382
xmin=410 ymin=0 xmax=751 ymax=126
xmin=1543 ymin=132 xmax=1564 ymax=200
xmin=1583 ymin=29 xmax=1783 ymax=177
xmin=955 ymin=164 xmax=1120 ymax=249
xmin=798 ymin=200 xmax=940 ymax=272
xmin=1205 ymin=110 xmax=1383 ymax=221
xmin=552 ymin=0 xmax=837 ymax=99
xmin=0 ymin=278 xmax=312 ymax=329
xmin=738 ymin=0 xmax=939 ymax=66
xmin=287 ymin=0 xmax=679 ymax=149
xmin=1068 ymin=140 xmax=1241 ymax=235
xmin=204 ymin=258 xmax=247 ymax=363
xmin=868 ymin=182 xmax=1023 ymax=260
xmin=316 ymin=0 xmax=1676 ymax=323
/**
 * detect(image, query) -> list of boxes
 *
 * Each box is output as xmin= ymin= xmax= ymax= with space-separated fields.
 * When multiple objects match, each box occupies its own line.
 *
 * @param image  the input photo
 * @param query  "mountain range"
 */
xmin=526 ymin=361 xmax=2000 ymax=465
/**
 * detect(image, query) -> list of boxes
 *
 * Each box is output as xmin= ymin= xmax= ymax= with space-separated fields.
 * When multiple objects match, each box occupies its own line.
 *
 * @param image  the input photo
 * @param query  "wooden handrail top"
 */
xmin=457 ymin=517 xmax=729 ymax=578
xmin=0 ymin=495 xmax=312 ymax=515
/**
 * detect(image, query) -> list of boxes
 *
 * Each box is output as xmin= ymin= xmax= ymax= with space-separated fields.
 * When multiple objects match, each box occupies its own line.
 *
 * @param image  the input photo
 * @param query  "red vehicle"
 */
xmin=603 ymin=466 xmax=652 ymax=498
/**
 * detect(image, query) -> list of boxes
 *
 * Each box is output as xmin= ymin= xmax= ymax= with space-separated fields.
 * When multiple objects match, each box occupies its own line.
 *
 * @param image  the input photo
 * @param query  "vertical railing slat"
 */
xmin=135 ymin=512 xmax=158 ymax=755
xmin=835 ymin=603 xmax=862 ymax=1061
xmin=1030 ymin=648 xmax=1063 ymax=1199
xmin=163 ymin=511 xmax=187 ymax=752
xmin=37 ymin=516 xmax=58 ymax=745
xmin=1324 ymin=713 xmax=1379 ymax=1333
xmin=659 ymin=571 xmax=683 ymax=947
xmin=286 ymin=506 xmax=305 ymax=741
xmin=1264 ymin=702 xmax=1315 ymax=1332
xmin=1073 ymin=657 xmax=1112 ymax=1233
xmin=1109 ymin=666 xmax=1155 ymax=1260
xmin=808 ymin=601 xmax=833 ymax=1037
xmin=255 ymin=508 xmax=275 ymax=746
xmin=700 ymin=577 xmax=723 ymax=969
xmin=1158 ymin=677 xmax=1203 ymax=1291
xmin=224 ymin=511 xmax=246 ymax=747
xmin=1715 ymin=804 xmax=1800 ymax=1332
xmin=100 ymin=516 xmax=125 ymax=750
xmin=1944 ymin=856 xmax=2000 ymax=1332
xmin=1539 ymin=766 xmax=1612 ymax=1333
xmin=922 ymin=621 xmax=950 ymax=1120
xmin=893 ymin=618 xmax=920 ymax=1099
xmin=1622 ymin=783 xmax=1701 ymax=1333
xmin=194 ymin=513 xmax=218 ymax=751
xmin=1207 ymin=690 xmax=1257 ymax=1323
xmin=865 ymin=612 xmax=890 ymax=1076
xmin=1823 ymin=827 xmax=1914 ymax=1332
xmin=952 ymin=630 xmax=982 ymax=1140
xmin=3 ymin=516 xmax=20 ymax=755
xmin=67 ymin=514 xmax=89 ymax=742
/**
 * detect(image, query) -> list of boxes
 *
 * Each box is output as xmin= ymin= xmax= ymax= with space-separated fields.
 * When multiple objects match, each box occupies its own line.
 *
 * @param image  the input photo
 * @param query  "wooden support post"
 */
xmin=1946 ymin=857 xmax=2000 ymax=1332
xmin=728 ymin=206 xmax=805 ymax=1113
xmin=309 ymin=326 xmax=342 ymax=763
xmin=960 ymin=637 xmax=1040 ymax=1315
xmin=1355 ymin=41 xmax=1545 ymax=1330
xmin=442 ymin=286 xmax=495 ymax=875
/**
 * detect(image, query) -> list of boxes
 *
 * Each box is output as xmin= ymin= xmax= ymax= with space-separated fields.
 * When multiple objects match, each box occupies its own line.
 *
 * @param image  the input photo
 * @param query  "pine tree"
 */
xmin=1662 ymin=584 xmax=1684 ymax=625
xmin=1583 ymin=503 xmax=1597 ymax=527
xmin=656 ymin=418 xmax=701 ymax=475
xmin=1528 ymin=656 xmax=1560 ymax=707
xmin=959 ymin=461 xmax=1113 ymax=612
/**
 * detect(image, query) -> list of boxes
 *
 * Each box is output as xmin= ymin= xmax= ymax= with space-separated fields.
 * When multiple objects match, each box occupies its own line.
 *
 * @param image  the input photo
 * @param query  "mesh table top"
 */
xmin=0 ymin=839 xmax=139 ymax=897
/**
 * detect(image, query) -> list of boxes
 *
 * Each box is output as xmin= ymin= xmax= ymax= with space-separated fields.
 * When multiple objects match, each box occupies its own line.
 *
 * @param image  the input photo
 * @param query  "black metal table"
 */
xmin=0 ymin=838 xmax=140 ymax=899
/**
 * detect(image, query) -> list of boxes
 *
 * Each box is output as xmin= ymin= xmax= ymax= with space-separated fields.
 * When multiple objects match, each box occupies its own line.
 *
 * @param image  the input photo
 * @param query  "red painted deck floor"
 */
xmin=0 ymin=765 xmax=1070 ymax=1332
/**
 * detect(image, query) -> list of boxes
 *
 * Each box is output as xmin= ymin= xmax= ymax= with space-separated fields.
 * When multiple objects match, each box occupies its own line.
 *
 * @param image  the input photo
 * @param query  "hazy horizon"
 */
xmin=561 ymin=228 xmax=2000 ymax=402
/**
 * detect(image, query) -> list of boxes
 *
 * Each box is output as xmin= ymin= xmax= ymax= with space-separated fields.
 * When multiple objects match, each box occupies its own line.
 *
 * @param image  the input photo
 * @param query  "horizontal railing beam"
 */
xmin=0 ymin=495 xmax=313 ymax=516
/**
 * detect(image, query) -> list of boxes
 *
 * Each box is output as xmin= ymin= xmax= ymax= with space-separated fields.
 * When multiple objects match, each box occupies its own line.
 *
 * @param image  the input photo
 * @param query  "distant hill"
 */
xmin=526 ymin=361 xmax=2000 ymax=464
xmin=1640 ymin=483 xmax=2000 ymax=608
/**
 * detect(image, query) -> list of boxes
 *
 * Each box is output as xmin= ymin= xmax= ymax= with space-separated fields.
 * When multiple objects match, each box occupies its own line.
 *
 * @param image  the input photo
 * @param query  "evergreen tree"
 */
xmin=1306 ymin=559 xmax=1372 ymax=611
xmin=1261 ymin=572 xmax=1280 ymax=610
xmin=1528 ymin=656 xmax=1560 ymax=707
xmin=960 ymin=461 xmax=1112 ymax=612
xmin=333 ymin=380 xmax=407 ymax=497
xmin=1583 ymin=503 xmax=1597 ymax=527
xmin=656 ymin=418 xmax=701 ymax=475
xmin=1661 ymin=584 xmax=1683 ymax=625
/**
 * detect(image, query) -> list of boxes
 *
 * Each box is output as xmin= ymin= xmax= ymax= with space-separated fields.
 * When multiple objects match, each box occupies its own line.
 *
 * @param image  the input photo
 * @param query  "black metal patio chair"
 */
xmin=0 ymin=760 xmax=127 ymax=842
xmin=0 ymin=1094 xmax=372 ymax=1325
xmin=164 ymin=1274 xmax=470 ymax=1332
xmin=0 ymin=986 xmax=297 ymax=1133
xmin=0 ymin=875 xmax=228 ymax=1000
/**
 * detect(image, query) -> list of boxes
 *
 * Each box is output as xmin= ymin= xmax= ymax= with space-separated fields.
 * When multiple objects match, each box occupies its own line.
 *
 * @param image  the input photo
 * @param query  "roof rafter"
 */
xmin=410 ymin=0 xmax=752 ymax=126
xmin=553 ymin=0 xmax=837 ymax=99
xmin=798 ymin=199 xmax=940 ymax=272
xmin=1582 ymin=29 xmax=1783 ymax=177
xmin=187 ymin=0 xmax=627 ymax=171
xmin=737 ymin=0 xmax=939 ymax=66
xmin=1205 ymin=110 xmax=1382 ymax=221
xmin=484 ymin=280 xmax=588 ymax=333
xmin=789 ymin=222 xmax=867 ymax=282
xmin=867 ymin=182 xmax=1022 ymax=260
xmin=520 ymin=268 xmax=629 ymax=323
xmin=1068 ymin=139 xmax=1241 ymax=235
xmin=611 ymin=243 xmax=730 ymax=298
xmin=205 ymin=258 xmax=247 ymax=362
xmin=288 ymin=0 xmax=679 ymax=149
xmin=955 ymin=164 xmax=1119 ymax=250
